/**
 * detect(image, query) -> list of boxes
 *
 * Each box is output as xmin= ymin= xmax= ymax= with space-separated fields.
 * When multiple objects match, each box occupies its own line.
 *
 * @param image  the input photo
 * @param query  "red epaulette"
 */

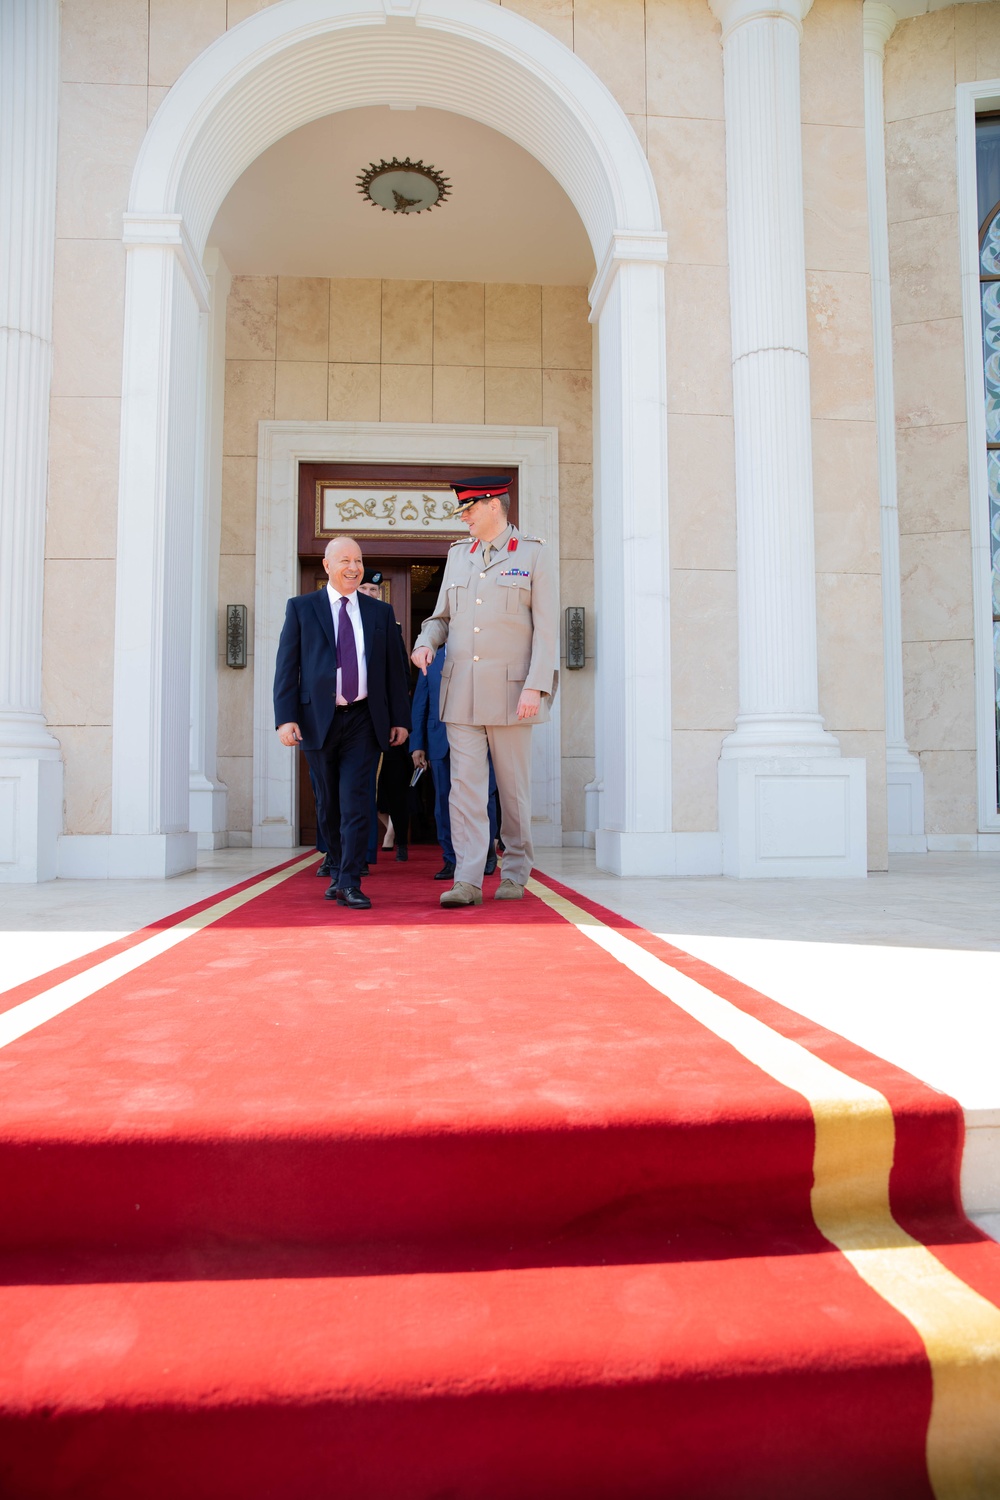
xmin=470 ymin=540 xmax=479 ymax=554
xmin=508 ymin=538 xmax=518 ymax=553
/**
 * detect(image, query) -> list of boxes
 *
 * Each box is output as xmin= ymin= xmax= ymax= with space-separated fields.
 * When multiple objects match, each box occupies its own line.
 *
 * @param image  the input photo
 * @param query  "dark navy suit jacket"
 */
xmin=273 ymin=588 xmax=411 ymax=752
xmin=410 ymin=649 xmax=450 ymax=761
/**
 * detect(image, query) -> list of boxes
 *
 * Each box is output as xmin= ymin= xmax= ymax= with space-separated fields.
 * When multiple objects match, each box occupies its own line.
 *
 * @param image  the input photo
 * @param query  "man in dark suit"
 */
xmin=274 ymin=536 xmax=411 ymax=910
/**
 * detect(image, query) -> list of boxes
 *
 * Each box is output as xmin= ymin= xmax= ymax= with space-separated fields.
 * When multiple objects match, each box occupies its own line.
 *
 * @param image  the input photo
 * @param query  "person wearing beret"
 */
xmin=411 ymin=476 xmax=558 ymax=906
xmin=273 ymin=537 xmax=410 ymax=910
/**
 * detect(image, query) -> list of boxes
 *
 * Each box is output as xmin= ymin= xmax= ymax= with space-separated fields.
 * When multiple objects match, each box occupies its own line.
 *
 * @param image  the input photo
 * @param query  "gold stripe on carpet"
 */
xmin=526 ymin=877 xmax=1000 ymax=1500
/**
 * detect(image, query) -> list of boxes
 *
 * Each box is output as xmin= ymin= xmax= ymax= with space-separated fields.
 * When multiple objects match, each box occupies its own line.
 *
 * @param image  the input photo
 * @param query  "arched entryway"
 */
xmin=110 ymin=0 xmax=672 ymax=879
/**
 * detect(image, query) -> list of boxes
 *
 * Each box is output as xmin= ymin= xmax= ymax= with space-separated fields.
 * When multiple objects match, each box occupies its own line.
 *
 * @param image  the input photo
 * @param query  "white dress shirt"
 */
xmin=327 ymin=584 xmax=368 ymax=704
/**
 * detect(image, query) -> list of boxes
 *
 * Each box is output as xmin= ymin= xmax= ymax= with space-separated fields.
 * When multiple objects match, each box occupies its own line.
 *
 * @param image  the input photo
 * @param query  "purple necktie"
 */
xmin=337 ymin=595 xmax=359 ymax=703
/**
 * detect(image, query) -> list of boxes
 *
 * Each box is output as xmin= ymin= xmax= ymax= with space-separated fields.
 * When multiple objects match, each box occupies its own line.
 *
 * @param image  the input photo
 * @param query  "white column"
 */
xmin=711 ymin=0 xmax=867 ymax=876
xmin=189 ymin=248 xmax=230 ymax=849
xmin=0 ymin=0 xmax=63 ymax=883
xmin=864 ymin=1 xmax=926 ymax=853
xmin=60 ymin=217 xmax=208 ymax=878
xmin=590 ymin=234 xmax=675 ymax=876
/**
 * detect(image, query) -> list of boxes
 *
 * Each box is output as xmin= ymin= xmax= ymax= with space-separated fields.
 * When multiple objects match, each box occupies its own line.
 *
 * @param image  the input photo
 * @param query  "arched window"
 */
xmin=977 ymin=117 xmax=1000 ymax=810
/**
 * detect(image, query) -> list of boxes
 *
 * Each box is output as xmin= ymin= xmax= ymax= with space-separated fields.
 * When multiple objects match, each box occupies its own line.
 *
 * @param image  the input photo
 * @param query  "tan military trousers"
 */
xmin=446 ymin=721 xmax=534 ymax=888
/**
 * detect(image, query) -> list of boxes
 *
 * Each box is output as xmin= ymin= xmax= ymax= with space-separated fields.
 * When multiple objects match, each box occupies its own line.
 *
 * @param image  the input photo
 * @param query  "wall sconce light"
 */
xmin=564 ymin=606 xmax=586 ymax=670
xmin=226 ymin=604 xmax=247 ymax=669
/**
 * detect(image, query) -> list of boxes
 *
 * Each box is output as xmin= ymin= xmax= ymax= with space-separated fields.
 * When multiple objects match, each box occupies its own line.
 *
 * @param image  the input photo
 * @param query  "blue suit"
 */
xmin=412 ymin=649 xmax=497 ymax=866
xmin=273 ymin=589 xmax=410 ymax=885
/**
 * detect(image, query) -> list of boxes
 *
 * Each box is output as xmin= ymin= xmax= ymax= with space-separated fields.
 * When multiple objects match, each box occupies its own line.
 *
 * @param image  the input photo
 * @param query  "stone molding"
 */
xmin=862 ymin=0 xmax=925 ymax=851
xmin=0 ymin=0 xmax=63 ymax=883
xmin=252 ymin=422 xmax=562 ymax=851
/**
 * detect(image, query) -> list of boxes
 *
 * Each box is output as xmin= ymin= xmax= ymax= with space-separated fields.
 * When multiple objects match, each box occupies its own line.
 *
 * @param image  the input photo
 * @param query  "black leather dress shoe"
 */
xmin=434 ymin=861 xmax=456 ymax=881
xmin=323 ymin=877 xmax=342 ymax=901
xmin=395 ymin=845 xmax=408 ymax=862
xmin=335 ymin=886 xmax=371 ymax=909
xmin=484 ymin=849 xmax=498 ymax=876
xmin=316 ymin=855 xmax=332 ymax=877
xmin=359 ymin=862 xmax=370 ymax=877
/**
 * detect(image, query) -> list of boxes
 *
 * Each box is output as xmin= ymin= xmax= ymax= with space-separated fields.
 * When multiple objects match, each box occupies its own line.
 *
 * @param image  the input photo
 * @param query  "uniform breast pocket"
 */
xmin=447 ymin=583 xmax=469 ymax=614
xmin=500 ymin=578 xmax=530 ymax=614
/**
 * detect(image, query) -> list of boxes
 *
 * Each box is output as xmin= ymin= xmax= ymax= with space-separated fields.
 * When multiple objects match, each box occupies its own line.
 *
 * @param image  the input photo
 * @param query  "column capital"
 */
xmin=122 ymin=212 xmax=210 ymax=312
xmin=708 ymin=0 xmax=813 ymax=42
xmin=589 ymin=230 xmax=669 ymax=322
xmin=863 ymin=1 xmax=898 ymax=58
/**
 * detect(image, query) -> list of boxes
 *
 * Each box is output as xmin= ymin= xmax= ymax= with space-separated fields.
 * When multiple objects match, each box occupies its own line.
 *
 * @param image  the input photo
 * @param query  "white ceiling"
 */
xmin=209 ymin=105 xmax=594 ymax=285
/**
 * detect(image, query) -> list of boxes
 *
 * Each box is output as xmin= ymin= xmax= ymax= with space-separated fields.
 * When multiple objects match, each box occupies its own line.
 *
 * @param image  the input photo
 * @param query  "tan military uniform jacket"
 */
xmin=413 ymin=525 xmax=559 ymax=726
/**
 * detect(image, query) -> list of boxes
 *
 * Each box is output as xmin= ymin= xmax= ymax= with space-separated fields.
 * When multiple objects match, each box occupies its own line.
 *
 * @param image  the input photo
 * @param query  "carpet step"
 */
xmin=0 ymin=1109 xmax=817 ymax=1254
xmin=0 ymin=1245 xmax=933 ymax=1500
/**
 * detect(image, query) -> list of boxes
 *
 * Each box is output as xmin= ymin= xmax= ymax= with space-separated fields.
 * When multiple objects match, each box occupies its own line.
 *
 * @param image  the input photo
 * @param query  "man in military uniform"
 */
xmin=411 ymin=476 xmax=558 ymax=907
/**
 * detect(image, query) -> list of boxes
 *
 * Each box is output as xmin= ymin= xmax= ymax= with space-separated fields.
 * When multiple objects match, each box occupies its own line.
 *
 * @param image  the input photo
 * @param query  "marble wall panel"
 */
xmin=645 ymin=0 xmax=724 ymax=121
xmin=561 ymin=756 xmax=596 ymax=834
xmin=902 ymin=638 xmax=976 ymax=751
xmin=806 ymin=270 xmax=876 ymax=422
xmin=955 ymin=2 xmax=978 ymax=83
xmin=671 ymin=729 xmax=725 ymax=832
xmin=485 ymin=285 xmax=542 ymax=368
xmin=147 ymin=85 xmax=169 ymax=125
xmin=974 ymin=1 xmax=1000 ymax=79
xmin=895 ymin=424 xmax=970 ymax=536
xmin=61 ymin=0 xmax=148 ymax=85
xmin=812 ymin=418 xmax=881 ymax=576
xmin=54 ymin=724 xmax=112 ymax=835
xmin=217 ymin=660 xmax=255 ymax=759
xmin=217 ymin=755 xmax=253 ymax=832
xmin=381 ymin=281 xmax=433 ymax=365
xmin=558 ymin=557 xmax=596 ymax=617
xmin=816 ymin=571 xmax=885 ymax=731
xmin=542 ymin=286 xmax=592 ymax=369
xmin=802 ymin=124 xmax=870 ymax=274
xmin=884 ymin=10 xmax=956 ymax=123
xmin=276 ymin=278 xmax=330 ymax=362
xmin=380 ymin=364 xmax=433 ymax=423
xmin=274 ymin=361 xmax=327 ymax=421
xmin=432 ymin=366 xmax=485 ymax=425
xmin=42 ymin=559 xmax=116 ymax=727
xmin=51 ymin=239 xmax=125 ymax=399
xmin=223 ymin=361 xmax=274 ymax=456
xmin=433 ymin=282 xmax=484 ymax=365
xmin=920 ymin=749 xmax=978 ymax=834
xmin=327 ymin=362 xmax=381 ymax=422
xmin=885 ymin=112 xmax=957 ymax=224
xmin=56 ymin=83 xmax=147 ymax=240
xmin=218 ymin=555 xmax=256 ymax=637
xmin=560 ymin=664 xmax=596 ymax=758
xmin=893 ymin=318 xmax=967 ymax=428
xmin=667 ymin=414 xmax=737 ymax=572
xmin=670 ymin=569 xmax=738 ymax=731
xmin=646 ymin=117 xmax=727 ymax=268
xmin=220 ymin=457 xmax=258 ymax=556
xmin=484 ymin=367 xmax=543 ymax=426
xmin=572 ymin=0 xmax=646 ymax=115
xmin=148 ymin=0 xmax=227 ymax=87
xmin=558 ymin=464 xmax=594 ymax=560
xmin=666 ymin=265 xmax=733 ymax=417
xmin=497 ymin=0 xmax=573 ymax=48
xmin=836 ymin=728 xmax=888 ymax=870
xmin=800 ymin=0 xmax=865 ymax=130
xmin=46 ymin=397 xmax=120 ymax=560
xmin=329 ymin=280 xmax=381 ymax=363
xmin=542 ymin=369 xmax=592 ymax=464
xmin=900 ymin=530 xmax=974 ymax=643
xmin=888 ymin=216 xmax=962 ymax=327
xmin=226 ymin=277 xmax=277 ymax=361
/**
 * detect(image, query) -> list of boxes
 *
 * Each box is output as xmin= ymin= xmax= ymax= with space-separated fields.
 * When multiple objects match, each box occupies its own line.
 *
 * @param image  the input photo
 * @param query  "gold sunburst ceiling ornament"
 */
xmin=356 ymin=157 xmax=451 ymax=214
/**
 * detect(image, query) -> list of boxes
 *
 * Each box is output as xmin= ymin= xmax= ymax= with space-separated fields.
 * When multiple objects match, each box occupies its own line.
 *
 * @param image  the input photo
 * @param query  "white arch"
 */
xmin=105 ymin=0 xmax=673 ymax=879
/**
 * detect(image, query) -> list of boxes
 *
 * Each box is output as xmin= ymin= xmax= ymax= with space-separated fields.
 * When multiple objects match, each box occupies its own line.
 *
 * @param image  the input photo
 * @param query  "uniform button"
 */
xmin=473 ymin=655 xmax=480 ymax=662
xmin=476 ymin=598 xmax=482 ymax=604
xmin=480 ymin=572 xmax=486 ymax=579
xmin=474 ymin=626 xmax=480 ymax=633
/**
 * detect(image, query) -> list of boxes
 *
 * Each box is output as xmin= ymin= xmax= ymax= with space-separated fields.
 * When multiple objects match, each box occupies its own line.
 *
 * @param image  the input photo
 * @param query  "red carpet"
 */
xmin=0 ymin=848 xmax=998 ymax=1498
